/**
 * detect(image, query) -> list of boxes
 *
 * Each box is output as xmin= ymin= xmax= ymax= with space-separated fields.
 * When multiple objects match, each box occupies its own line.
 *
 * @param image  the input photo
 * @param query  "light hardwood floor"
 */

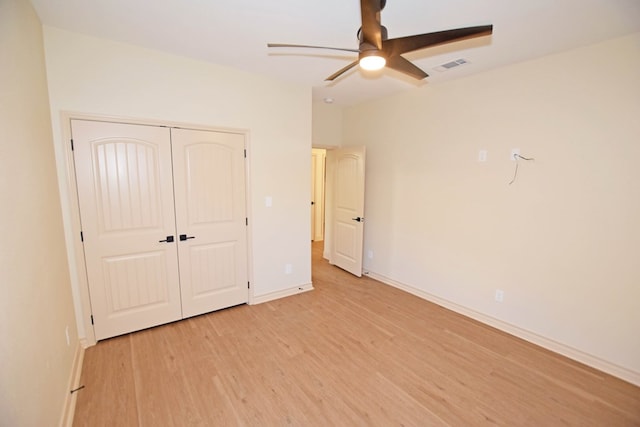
xmin=73 ymin=242 xmax=640 ymax=426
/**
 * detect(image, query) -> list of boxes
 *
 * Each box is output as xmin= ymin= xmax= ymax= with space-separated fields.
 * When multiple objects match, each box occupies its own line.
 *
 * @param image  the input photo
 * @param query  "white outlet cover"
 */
xmin=510 ymin=148 xmax=520 ymax=161
xmin=265 ymin=196 xmax=272 ymax=207
xmin=478 ymin=150 xmax=487 ymax=162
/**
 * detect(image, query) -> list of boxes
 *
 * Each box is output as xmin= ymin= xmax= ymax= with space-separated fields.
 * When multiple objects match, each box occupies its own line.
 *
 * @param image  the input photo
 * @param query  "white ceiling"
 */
xmin=31 ymin=0 xmax=640 ymax=106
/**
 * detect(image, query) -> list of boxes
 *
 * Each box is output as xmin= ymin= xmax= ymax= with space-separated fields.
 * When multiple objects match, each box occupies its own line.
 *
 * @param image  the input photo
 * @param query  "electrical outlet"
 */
xmin=495 ymin=289 xmax=504 ymax=302
xmin=478 ymin=149 xmax=487 ymax=162
xmin=285 ymin=263 xmax=292 ymax=275
xmin=367 ymin=250 xmax=374 ymax=259
xmin=510 ymin=148 xmax=520 ymax=161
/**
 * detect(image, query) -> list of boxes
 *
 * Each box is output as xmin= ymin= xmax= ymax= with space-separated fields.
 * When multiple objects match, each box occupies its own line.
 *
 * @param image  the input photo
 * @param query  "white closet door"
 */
xmin=171 ymin=128 xmax=249 ymax=318
xmin=72 ymin=120 xmax=182 ymax=340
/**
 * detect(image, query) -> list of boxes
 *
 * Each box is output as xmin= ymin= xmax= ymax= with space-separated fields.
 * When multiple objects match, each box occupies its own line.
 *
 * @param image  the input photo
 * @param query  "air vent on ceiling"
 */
xmin=434 ymin=58 xmax=469 ymax=72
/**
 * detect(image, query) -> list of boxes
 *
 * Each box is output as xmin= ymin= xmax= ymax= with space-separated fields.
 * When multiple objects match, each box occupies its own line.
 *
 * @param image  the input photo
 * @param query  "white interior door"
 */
xmin=171 ymin=128 xmax=249 ymax=318
xmin=72 ymin=120 xmax=182 ymax=340
xmin=329 ymin=146 xmax=366 ymax=277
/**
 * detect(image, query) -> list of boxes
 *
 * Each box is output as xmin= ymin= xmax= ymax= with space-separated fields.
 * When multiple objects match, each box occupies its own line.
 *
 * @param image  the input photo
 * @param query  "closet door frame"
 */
xmin=60 ymin=112 xmax=254 ymax=346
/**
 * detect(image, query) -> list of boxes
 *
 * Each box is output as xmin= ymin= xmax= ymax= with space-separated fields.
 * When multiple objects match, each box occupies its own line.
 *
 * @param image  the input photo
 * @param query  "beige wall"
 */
xmin=0 ymin=0 xmax=78 ymax=425
xmin=42 ymin=27 xmax=313 ymax=340
xmin=343 ymin=33 xmax=640 ymax=382
xmin=312 ymin=101 xmax=343 ymax=148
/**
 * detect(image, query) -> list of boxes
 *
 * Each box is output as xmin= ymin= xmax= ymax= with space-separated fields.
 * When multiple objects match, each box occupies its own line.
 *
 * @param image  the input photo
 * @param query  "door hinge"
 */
xmin=90 ymin=315 xmax=94 ymax=325
xmin=70 ymin=139 xmax=74 ymax=151
xmin=244 ymin=149 xmax=247 ymax=158
xmin=247 ymin=281 xmax=250 ymax=289
xmin=80 ymin=231 xmax=84 ymax=242
xmin=245 ymin=217 xmax=248 ymax=226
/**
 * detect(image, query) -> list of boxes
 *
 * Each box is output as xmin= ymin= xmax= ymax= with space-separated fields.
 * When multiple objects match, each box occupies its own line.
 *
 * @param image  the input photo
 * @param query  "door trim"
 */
xmin=59 ymin=112 xmax=254 ymax=346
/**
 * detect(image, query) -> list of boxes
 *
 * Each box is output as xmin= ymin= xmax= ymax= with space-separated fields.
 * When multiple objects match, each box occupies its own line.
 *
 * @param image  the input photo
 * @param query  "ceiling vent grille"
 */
xmin=434 ymin=58 xmax=469 ymax=72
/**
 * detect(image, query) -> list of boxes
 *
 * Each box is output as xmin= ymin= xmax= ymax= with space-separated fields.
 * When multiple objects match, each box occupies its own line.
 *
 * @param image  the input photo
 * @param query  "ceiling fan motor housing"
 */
xmin=357 ymin=25 xmax=388 ymax=45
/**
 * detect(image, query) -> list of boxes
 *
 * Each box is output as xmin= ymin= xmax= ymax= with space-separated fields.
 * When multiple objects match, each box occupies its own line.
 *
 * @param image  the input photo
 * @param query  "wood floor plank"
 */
xmin=72 ymin=242 xmax=640 ymax=426
xmin=72 ymin=335 xmax=138 ymax=427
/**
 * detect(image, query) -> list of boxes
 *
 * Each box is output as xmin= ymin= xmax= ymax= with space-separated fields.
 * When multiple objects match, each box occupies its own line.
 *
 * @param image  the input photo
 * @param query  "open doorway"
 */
xmin=311 ymin=146 xmax=366 ymax=276
xmin=311 ymin=148 xmax=327 ymax=242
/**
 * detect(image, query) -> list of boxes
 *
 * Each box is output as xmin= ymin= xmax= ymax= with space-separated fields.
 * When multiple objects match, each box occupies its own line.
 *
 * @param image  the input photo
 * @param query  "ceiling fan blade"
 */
xmin=325 ymin=60 xmax=359 ymax=81
xmin=385 ymin=56 xmax=428 ymax=80
xmin=383 ymin=25 xmax=493 ymax=57
xmin=360 ymin=0 xmax=383 ymax=49
xmin=267 ymin=43 xmax=359 ymax=53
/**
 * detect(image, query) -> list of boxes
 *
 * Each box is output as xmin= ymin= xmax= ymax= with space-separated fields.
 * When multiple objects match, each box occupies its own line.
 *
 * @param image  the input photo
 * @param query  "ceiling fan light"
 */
xmin=359 ymin=54 xmax=386 ymax=71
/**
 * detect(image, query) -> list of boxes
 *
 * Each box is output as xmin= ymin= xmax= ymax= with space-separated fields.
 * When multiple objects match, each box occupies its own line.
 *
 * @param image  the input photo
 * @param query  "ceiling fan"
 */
xmin=268 ymin=0 xmax=493 ymax=81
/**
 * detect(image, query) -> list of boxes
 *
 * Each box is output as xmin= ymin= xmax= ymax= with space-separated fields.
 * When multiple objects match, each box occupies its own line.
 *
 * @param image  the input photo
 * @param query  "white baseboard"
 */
xmin=366 ymin=271 xmax=640 ymax=387
xmin=251 ymin=283 xmax=314 ymax=305
xmin=59 ymin=341 xmax=85 ymax=427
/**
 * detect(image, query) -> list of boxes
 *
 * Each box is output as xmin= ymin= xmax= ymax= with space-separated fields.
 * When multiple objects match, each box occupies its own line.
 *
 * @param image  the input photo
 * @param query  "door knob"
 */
xmin=179 ymin=234 xmax=195 ymax=241
xmin=159 ymin=235 xmax=174 ymax=243
xmin=352 ymin=217 xmax=364 ymax=222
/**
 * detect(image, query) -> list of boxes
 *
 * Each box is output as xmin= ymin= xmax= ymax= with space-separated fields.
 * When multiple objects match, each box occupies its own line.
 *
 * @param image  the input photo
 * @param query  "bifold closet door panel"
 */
xmin=72 ymin=120 xmax=182 ymax=340
xmin=171 ymin=128 xmax=249 ymax=318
